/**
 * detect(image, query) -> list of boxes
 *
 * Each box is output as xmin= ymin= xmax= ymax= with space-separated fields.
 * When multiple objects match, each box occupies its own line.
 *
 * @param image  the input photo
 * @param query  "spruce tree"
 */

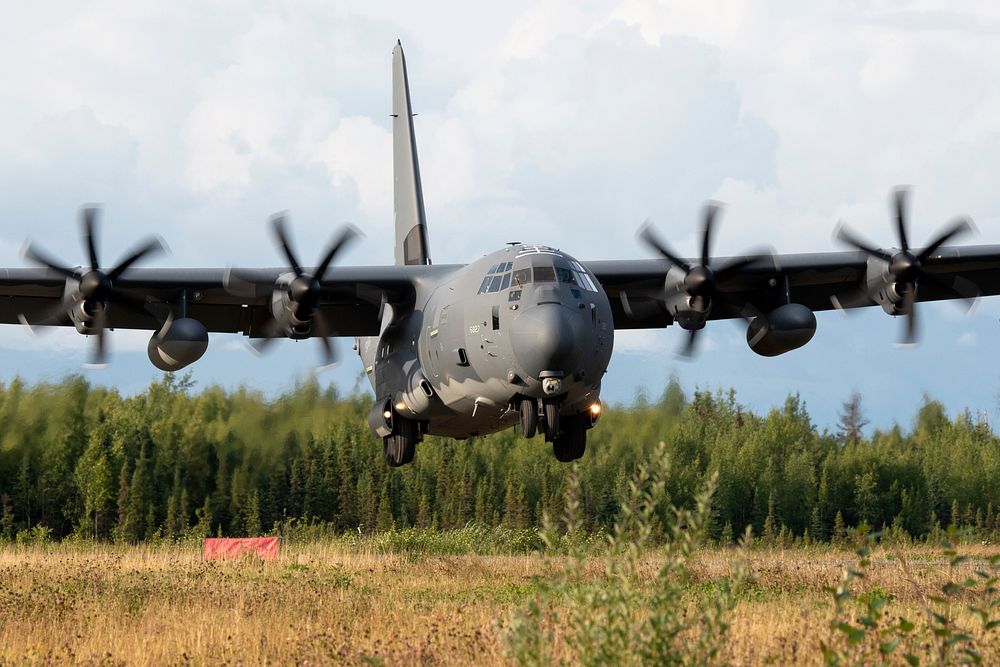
xmin=809 ymin=505 xmax=826 ymax=542
xmin=376 ymin=481 xmax=394 ymax=532
xmin=244 ymin=489 xmax=262 ymax=536
xmin=833 ymin=510 xmax=846 ymax=545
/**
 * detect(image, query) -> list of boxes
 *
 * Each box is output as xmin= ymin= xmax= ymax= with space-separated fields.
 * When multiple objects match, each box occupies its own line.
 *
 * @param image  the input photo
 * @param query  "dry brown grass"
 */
xmin=0 ymin=542 xmax=997 ymax=665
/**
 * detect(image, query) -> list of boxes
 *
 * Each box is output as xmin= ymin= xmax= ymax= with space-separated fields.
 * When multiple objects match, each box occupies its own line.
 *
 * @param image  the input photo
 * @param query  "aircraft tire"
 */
xmin=544 ymin=401 xmax=560 ymax=441
xmin=384 ymin=419 xmax=418 ymax=467
xmin=552 ymin=436 xmax=575 ymax=462
xmin=520 ymin=399 xmax=537 ymax=438
xmin=564 ymin=416 xmax=587 ymax=460
xmin=552 ymin=415 xmax=586 ymax=462
xmin=570 ymin=421 xmax=586 ymax=460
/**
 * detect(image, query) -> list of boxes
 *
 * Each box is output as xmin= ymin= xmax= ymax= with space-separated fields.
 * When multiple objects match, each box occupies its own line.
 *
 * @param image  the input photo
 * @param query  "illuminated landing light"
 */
xmin=589 ymin=401 xmax=602 ymax=426
xmin=383 ymin=409 xmax=393 ymax=420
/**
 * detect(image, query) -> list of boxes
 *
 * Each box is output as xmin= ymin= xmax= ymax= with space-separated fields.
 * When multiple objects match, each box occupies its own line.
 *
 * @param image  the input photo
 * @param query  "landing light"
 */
xmin=383 ymin=409 xmax=393 ymax=420
xmin=590 ymin=402 xmax=602 ymax=416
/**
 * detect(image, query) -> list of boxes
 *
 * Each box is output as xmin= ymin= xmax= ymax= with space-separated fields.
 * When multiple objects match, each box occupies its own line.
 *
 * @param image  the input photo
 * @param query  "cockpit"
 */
xmin=476 ymin=246 xmax=599 ymax=298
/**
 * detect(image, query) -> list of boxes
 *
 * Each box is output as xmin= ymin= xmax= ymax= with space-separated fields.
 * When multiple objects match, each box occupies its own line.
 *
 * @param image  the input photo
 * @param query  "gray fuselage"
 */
xmin=357 ymin=244 xmax=614 ymax=438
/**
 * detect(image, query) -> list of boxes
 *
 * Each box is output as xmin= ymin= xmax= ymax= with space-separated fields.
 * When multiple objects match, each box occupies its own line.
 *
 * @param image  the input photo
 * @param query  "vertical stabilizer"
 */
xmin=392 ymin=41 xmax=431 ymax=266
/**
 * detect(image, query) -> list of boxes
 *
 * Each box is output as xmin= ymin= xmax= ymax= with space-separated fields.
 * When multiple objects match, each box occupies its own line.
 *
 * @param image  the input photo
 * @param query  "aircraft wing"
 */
xmin=0 ymin=264 xmax=458 ymax=337
xmin=585 ymin=244 xmax=1000 ymax=329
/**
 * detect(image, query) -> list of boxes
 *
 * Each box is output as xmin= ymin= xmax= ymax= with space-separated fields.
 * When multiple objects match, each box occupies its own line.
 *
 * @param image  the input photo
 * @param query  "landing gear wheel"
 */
xmin=552 ymin=416 xmax=587 ymax=463
xmin=383 ymin=418 xmax=418 ymax=467
xmin=552 ymin=436 xmax=575 ymax=462
xmin=520 ymin=399 xmax=537 ymax=438
xmin=544 ymin=401 xmax=560 ymax=441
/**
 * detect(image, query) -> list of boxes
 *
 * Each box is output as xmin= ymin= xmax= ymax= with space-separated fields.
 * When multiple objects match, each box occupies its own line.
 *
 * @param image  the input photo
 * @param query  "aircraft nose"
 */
xmin=510 ymin=303 xmax=585 ymax=377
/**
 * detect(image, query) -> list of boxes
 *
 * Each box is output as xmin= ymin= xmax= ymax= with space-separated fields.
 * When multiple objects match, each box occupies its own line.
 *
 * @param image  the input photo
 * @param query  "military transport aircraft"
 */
xmin=2 ymin=42 xmax=998 ymax=467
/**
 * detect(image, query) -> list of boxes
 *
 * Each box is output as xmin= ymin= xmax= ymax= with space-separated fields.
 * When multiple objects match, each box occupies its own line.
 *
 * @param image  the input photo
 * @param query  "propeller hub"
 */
xmin=289 ymin=275 xmax=321 ymax=308
xmin=890 ymin=251 xmax=921 ymax=282
xmin=80 ymin=270 xmax=112 ymax=301
xmin=685 ymin=265 xmax=715 ymax=295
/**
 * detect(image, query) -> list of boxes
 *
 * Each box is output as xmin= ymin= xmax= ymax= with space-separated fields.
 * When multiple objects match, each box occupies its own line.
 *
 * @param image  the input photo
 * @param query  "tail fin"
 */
xmin=392 ymin=41 xmax=431 ymax=266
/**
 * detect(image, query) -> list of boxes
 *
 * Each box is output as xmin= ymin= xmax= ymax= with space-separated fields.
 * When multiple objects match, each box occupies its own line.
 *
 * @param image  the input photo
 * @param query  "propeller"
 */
xmin=226 ymin=214 xmax=360 ymax=367
xmin=833 ymin=188 xmax=978 ymax=345
xmin=639 ymin=202 xmax=772 ymax=357
xmin=20 ymin=206 xmax=166 ymax=366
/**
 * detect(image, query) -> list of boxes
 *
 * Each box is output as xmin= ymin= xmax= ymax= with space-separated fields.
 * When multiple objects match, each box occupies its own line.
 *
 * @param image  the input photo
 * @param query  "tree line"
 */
xmin=0 ymin=374 xmax=998 ymax=544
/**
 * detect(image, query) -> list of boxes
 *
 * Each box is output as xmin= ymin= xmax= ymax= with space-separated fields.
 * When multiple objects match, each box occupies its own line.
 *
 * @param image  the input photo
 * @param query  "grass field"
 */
xmin=1 ymin=539 xmax=998 ymax=665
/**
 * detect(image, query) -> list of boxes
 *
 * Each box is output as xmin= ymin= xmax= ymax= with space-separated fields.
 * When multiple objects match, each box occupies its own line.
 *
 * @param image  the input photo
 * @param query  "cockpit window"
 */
xmin=502 ymin=260 xmax=599 ymax=292
xmin=533 ymin=266 xmax=556 ymax=282
xmin=569 ymin=261 xmax=598 ymax=292
xmin=555 ymin=268 xmax=576 ymax=285
xmin=477 ymin=260 xmax=514 ymax=294
xmin=479 ymin=256 xmax=598 ymax=295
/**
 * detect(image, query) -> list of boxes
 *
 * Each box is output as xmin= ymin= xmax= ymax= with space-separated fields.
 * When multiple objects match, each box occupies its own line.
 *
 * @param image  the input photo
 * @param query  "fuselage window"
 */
xmin=513 ymin=268 xmax=531 ymax=286
xmin=488 ymin=274 xmax=505 ymax=292
xmin=477 ymin=276 xmax=492 ymax=294
xmin=509 ymin=290 xmax=521 ymax=302
xmin=500 ymin=272 xmax=511 ymax=290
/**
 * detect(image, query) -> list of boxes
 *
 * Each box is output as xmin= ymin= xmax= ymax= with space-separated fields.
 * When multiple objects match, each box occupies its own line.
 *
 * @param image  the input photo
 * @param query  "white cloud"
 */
xmin=314 ymin=116 xmax=393 ymax=226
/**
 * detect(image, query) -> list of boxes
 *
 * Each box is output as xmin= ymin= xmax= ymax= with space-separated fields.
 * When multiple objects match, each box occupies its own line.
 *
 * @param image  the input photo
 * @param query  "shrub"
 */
xmin=822 ymin=530 xmax=1000 ymax=666
xmin=503 ymin=442 xmax=746 ymax=666
xmin=15 ymin=524 xmax=52 ymax=547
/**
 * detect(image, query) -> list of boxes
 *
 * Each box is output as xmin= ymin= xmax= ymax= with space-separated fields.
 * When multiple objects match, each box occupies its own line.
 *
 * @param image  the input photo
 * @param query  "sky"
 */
xmin=2 ymin=1 xmax=1000 ymax=433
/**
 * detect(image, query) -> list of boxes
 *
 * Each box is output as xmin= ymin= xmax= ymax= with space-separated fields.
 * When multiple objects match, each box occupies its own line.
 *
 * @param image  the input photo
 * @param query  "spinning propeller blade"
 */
xmin=833 ymin=187 xmax=978 ymax=345
xmin=639 ymin=202 xmax=773 ymax=358
xmin=20 ymin=206 xmax=165 ymax=364
xmin=227 ymin=215 xmax=360 ymax=367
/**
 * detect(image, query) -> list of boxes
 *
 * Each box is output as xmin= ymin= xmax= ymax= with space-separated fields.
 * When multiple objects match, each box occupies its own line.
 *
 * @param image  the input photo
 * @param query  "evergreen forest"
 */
xmin=1 ymin=374 xmax=998 ymax=545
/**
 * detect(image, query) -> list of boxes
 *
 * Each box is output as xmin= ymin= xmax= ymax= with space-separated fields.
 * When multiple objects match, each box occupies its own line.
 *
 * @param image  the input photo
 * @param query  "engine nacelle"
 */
xmin=662 ymin=266 xmax=709 ymax=330
xmin=746 ymin=304 xmax=816 ymax=357
xmin=147 ymin=318 xmax=209 ymax=371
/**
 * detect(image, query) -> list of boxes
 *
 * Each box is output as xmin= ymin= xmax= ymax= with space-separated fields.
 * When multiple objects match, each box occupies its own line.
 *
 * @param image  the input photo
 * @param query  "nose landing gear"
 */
xmin=519 ymin=398 xmax=537 ymax=438
xmin=517 ymin=396 xmax=587 ymax=462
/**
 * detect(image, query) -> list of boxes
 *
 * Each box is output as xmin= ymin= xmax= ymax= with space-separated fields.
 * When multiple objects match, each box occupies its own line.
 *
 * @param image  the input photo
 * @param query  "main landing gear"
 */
xmin=384 ymin=415 xmax=422 ymax=467
xmin=552 ymin=414 xmax=587 ymax=463
xmin=518 ymin=397 xmax=587 ymax=462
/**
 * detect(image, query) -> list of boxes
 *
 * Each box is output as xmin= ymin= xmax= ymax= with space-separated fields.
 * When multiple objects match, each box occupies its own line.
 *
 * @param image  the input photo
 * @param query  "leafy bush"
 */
xmin=503 ymin=442 xmax=746 ymax=666
xmin=822 ymin=530 xmax=1000 ymax=665
xmin=14 ymin=524 xmax=52 ymax=547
